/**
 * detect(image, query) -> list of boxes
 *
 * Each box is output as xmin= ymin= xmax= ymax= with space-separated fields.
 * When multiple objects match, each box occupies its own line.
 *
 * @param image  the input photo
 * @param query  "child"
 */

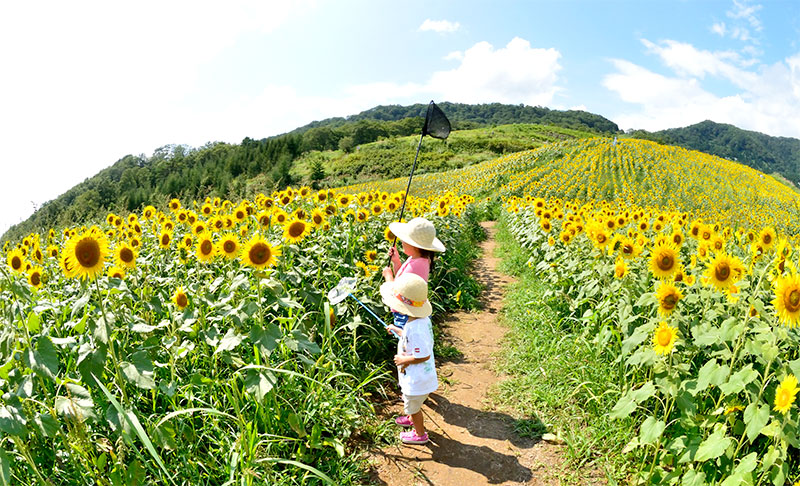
xmin=380 ymin=273 xmax=438 ymax=445
xmin=382 ymin=217 xmax=446 ymax=333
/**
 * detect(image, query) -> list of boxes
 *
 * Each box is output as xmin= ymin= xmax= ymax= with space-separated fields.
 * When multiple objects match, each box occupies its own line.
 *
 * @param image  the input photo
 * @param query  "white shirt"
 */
xmin=397 ymin=316 xmax=438 ymax=396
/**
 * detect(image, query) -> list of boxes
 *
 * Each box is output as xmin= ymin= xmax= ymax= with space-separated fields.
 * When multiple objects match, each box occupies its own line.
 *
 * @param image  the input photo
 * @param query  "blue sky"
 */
xmin=1 ymin=0 xmax=799 ymax=235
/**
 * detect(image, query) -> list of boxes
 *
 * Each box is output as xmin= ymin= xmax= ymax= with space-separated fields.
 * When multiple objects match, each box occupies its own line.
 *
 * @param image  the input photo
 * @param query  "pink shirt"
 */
xmin=397 ymin=257 xmax=430 ymax=282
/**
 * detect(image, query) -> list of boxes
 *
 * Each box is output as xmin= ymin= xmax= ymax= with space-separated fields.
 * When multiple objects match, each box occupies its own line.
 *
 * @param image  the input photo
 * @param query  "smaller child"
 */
xmin=380 ymin=273 xmax=438 ymax=445
xmin=383 ymin=217 xmax=446 ymax=334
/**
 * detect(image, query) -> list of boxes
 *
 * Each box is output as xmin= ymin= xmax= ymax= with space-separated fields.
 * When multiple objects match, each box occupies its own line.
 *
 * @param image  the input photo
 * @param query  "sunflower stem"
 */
xmin=94 ymin=278 xmax=128 ymax=403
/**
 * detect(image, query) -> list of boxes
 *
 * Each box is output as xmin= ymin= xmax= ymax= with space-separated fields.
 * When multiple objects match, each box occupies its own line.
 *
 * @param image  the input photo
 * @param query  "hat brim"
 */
xmin=389 ymin=222 xmax=446 ymax=253
xmin=379 ymin=281 xmax=432 ymax=318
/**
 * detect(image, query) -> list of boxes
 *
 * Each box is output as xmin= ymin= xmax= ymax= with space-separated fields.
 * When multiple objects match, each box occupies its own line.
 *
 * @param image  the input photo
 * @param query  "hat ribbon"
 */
xmin=394 ymin=292 xmax=424 ymax=307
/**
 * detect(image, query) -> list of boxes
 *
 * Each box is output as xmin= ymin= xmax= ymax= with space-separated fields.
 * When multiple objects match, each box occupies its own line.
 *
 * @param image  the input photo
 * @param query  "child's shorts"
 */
xmin=402 ymin=393 xmax=430 ymax=415
xmin=392 ymin=311 xmax=409 ymax=330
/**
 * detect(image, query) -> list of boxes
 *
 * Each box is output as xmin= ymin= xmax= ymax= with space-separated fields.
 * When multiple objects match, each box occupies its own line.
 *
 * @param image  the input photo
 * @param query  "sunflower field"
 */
xmin=501 ymin=139 xmax=800 ymax=484
xmin=0 ymin=187 xmax=481 ymax=485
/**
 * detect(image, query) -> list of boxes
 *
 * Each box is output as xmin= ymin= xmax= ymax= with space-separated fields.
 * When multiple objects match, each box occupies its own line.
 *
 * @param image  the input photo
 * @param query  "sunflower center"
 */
xmin=662 ymin=294 xmax=677 ymax=310
xmin=656 ymin=328 xmax=672 ymax=347
xmin=120 ymin=248 xmax=134 ymax=263
xmin=776 ymin=389 xmax=790 ymax=408
xmin=623 ymin=244 xmax=633 ymax=255
xmin=176 ymin=293 xmax=188 ymax=308
xmin=784 ymin=289 xmax=800 ymax=312
xmin=224 ymin=241 xmax=236 ymax=253
xmin=11 ymin=256 xmax=21 ymax=270
xmin=75 ymin=238 xmax=100 ymax=268
xmin=161 ymin=234 xmax=170 ymax=246
xmin=249 ymin=242 xmax=271 ymax=265
xmin=763 ymin=234 xmax=772 ymax=245
xmin=658 ymin=253 xmax=674 ymax=271
xmin=30 ymin=272 xmax=40 ymax=286
xmin=201 ymin=240 xmax=213 ymax=255
xmin=597 ymin=234 xmax=606 ymax=244
xmin=715 ymin=262 xmax=731 ymax=281
xmin=288 ymin=222 xmax=306 ymax=238
xmin=313 ymin=215 xmax=323 ymax=225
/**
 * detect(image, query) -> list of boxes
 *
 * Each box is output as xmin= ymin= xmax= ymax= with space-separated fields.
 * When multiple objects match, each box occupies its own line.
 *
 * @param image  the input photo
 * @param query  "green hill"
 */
xmin=1 ymin=102 xmax=612 ymax=243
xmin=628 ymin=120 xmax=800 ymax=184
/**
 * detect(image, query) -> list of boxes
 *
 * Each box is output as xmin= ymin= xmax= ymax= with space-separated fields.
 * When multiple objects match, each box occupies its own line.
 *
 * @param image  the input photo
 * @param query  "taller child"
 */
xmin=382 ymin=217 xmax=446 ymax=334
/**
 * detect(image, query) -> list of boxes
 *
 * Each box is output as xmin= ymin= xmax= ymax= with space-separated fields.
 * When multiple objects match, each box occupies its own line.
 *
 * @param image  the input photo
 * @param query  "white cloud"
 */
xmin=443 ymin=50 xmax=464 ymax=61
xmin=418 ymin=19 xmax=460 ymax=34
xmin=428 ymin=37 xmax=563 ymax=106
xmin=603 ymin=42 xmax=800 ymax=139
xmin=711 ymin=22 xmax=727 ymax=36
xmin=711 ymin=0 xmax=763 ymax=43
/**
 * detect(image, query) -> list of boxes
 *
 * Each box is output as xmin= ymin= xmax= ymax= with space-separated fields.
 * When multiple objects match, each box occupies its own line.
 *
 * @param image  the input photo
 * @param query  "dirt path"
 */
xmin=369 ymin=221 xmax=565 ymax=486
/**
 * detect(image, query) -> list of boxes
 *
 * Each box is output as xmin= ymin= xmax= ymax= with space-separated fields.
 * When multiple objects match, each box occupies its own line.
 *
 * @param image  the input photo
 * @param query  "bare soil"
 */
xmin=368 ymin=221 xmax=567 ymax=485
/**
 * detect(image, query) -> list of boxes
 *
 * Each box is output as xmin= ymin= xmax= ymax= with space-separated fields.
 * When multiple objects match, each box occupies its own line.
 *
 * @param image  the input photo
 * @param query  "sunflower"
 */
xmin=653 ymin=321 xmax=678 ymax=355
xmin=107 ymin=266 xmax=125 ymax=280
xmin=773 ymin=272 xmax=800 ymax=327
xmin=46 ymin=245 xmax=59 ymax=259
xmin=6 ymin=248 xmax=25 ymax=273
xmin=172 ymin=287 xmax=189 ymax=310
xmin=356 ymin=209 xmax=369 ymax=223
xmin=273 ymin=209 xmax=289 ymax=225
xmin=618 ymin=237 xmax=642 ymax=259
xmin=614 ymin=258 xmax=628 ymax=279
xmin=310 ymin=209 xmax=326 ymax=228
xmin=63 ymin=227 xmax=109 ymax=280
xmin=195 ymin=233 xmax=216 ymax=262
xmin=114 ymin=242 xmax=137 ymax=269
xmin=27 ymin=266 xmax=43 ymax=289
xmin=234 ymin=206 xmax=247 ymax=222
xmin=649 ymin=243 xmax=680 ymax=280
xmin=759 ymin=226 xmax=777 ymax=252
xmin=241 ymin=235 xmax=281 ymax=269
xmin=283 ymin=218 xmax=310 ymax=244
xmin=671 ymin=231 xmax=684 ymax=248
xmin=540 ymin=219 xmax=552 ymax=233
xmin=158 ymin=230 xmax=172 ymax=249
xmin=256 ymin=212 xmax=271 ymax=228
xmin=364 ymin=250 xmax=377 ymax=263
xmin=656 ymin=283 xmax=682 ymax=316
xmin=169 ymin=198 xmax=181 ymax=212
xmin=384 ymin=226 xmax=396 ymax=243
xmin=773 ymin=375 xmax=798 ymax=415
xmin=218 ymin=234 xmax=241 ymax=259
xmin=437 ymin=205 xmax=450 ymax=217
xmin=338 ymin=194 xmax=352 ymax=207
xmin=704 ymin=252 xmax=745 ymax=291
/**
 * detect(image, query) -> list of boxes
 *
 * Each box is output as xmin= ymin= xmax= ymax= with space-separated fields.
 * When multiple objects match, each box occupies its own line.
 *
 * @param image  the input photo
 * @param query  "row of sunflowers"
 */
xmin=0 ymin=186 xmax=480 ymax=485
xmin=502 ymin=139 xmax=800 ymax=485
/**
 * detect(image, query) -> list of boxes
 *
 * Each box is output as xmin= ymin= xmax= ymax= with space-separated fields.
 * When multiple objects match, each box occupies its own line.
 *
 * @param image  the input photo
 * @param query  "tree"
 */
xmin=309 ymin=158 xmax=326 ymax=189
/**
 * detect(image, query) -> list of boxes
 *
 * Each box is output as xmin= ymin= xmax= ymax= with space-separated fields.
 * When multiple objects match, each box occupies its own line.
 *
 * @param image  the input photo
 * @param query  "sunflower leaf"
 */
xmin=120 ymin=351 xmax=156 ymax=390
xmin=695 ymin=425 xmax=733 ymax=462
xmin=719 ymin=364 xmax=758 ymax=396
xmin=743 ymin=402 xmax=769 ymax=443
xmin=0 ymin=448 xmax=11 ymax=486
xmin=609 ymin=392 xmax=636 ymax=419
xmin=639 ymin=416 xmax=665 ymax=446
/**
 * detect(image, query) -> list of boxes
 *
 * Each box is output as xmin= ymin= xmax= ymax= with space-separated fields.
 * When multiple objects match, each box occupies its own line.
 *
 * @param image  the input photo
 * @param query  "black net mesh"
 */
xmin=422 ymin=101 xmax=451 ymax=140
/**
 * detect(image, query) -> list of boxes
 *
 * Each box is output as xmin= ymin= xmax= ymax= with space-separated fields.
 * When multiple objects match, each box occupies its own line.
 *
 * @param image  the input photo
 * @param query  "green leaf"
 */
xmin=0 ymin=448 xmax=11 ymax=486
xmin=120 ymin=351 xmax=156 ymax=390
xmin=631 ymin=381 xmax=656 ymax=403
xmin=250 ymin=323 xmax=281 ymax=357
xmin=29 ymin=335 xmax=60 ymax=382
xmin=287 ymin=412 xmax=306 ymax=437
xmin=26 ymin=312 xmax=41 ymax=333
xmin=695 ymin=360 xmax=729 ymax=394
xmin=33 ymin=412 xmax=60 ymax=438
xmin=243 ymin=368 xmax=277 ymax=402
xmin=743 ymin=402 xmax=770 ymax=443
xmin=77 ymin=341 xmax=107 ymax=385
xmin=71 ymin=292 xmax=91 ymax=319
xmin=610 ymin=392 xmax=637 ymax=419
xmin=639 ymin=416 xmax=666 ymax=446
xmin=0 ymin=404 xmax=27 ymax=437
xmin=215 ymin=328 xmax=243 ymax=354
xmin=719 ymin=364 xmax=758 ymax=396
xmin=695 ymin=425 xmax=733 ymax=462
xmin=681 ymin=469 xmax=706 ymax=486
xmin=55 ymin=383 xmax=96 ymax=422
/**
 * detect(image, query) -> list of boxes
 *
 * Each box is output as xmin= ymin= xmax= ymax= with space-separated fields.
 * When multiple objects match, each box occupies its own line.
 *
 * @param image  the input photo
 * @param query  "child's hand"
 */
xmin=394 ymin=354 xmax=413 ymax=370
xmin=386 ymin=325 xmax=402 ymax=336
xmin=388 ymin=246 xmax=401 ymax=264
xmin=382 ymin=267 xmax=394 ymax=281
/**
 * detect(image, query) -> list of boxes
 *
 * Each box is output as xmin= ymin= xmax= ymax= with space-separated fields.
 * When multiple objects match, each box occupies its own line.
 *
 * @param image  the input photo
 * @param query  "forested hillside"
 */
xmin=629 ymin=120 xmax=800 ymax=185
xmin=2 ymin=104 xmax=616 ymax=242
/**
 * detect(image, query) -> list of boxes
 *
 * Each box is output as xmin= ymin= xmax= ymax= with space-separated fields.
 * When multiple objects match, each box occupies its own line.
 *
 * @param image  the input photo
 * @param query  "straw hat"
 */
xmin=380 ymin=273 xmax=432 ymax=318
xmin=389 ymin=217 xmax=446 ymax=253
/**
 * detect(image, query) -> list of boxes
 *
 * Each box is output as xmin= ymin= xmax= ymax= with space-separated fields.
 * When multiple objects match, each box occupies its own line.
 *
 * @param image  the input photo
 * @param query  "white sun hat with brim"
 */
xmin=380 ymin=273 xmax=432 ymax=318
xmin=389 ymin=217 xmax=446 ymax=253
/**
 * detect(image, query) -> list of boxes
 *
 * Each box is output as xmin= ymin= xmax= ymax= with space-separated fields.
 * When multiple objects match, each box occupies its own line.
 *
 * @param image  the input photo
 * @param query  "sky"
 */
xmin=1 ymin=0 xmax=799 ymax=235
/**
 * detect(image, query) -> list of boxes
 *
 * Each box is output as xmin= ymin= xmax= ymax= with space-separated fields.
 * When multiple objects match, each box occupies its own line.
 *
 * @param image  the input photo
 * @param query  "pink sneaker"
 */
xmin=394 ymin=415 xmax=413 ymax=427
xmin=400 ymin=430 xmax=429 ymax=445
